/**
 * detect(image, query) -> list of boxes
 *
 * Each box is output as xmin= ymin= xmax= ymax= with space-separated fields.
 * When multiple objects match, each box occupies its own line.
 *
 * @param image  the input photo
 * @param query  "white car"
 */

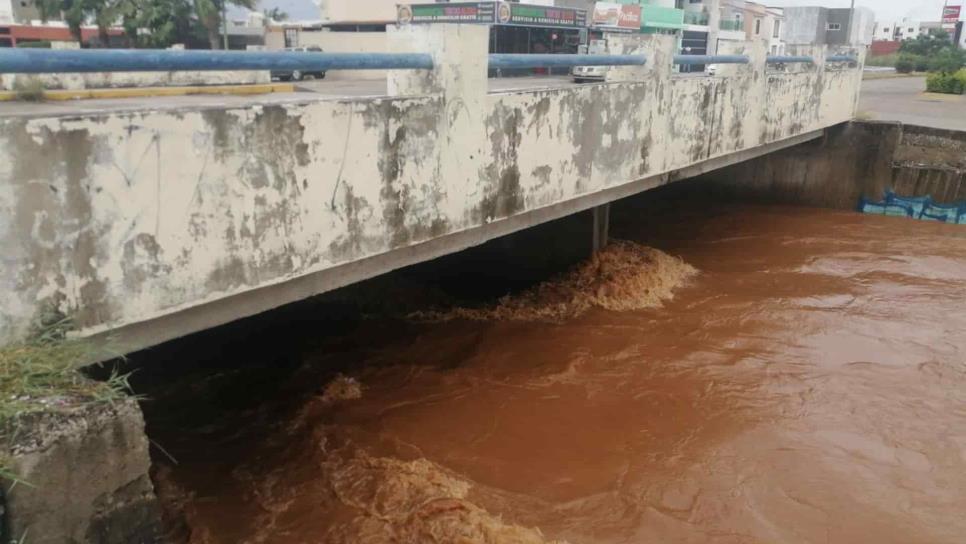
xmin=572 ymin=65 xmax=608 ymax=83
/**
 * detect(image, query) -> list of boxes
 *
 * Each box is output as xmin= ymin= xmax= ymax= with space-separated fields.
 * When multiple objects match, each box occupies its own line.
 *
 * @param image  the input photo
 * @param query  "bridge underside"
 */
xmin=0 ymin=25 xmax=863 ymax=354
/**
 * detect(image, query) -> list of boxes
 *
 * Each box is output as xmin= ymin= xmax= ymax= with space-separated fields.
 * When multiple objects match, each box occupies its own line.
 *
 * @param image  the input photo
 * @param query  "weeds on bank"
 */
xmin=12 ymin=77 xmax=46 ymax=102
xmin=0 ymin=319 xmax=133 ymax=484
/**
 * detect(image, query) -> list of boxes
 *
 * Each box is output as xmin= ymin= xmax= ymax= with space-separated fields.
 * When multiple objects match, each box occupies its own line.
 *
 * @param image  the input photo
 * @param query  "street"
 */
xmin=859 ymin=76 xmax=966 ymax=132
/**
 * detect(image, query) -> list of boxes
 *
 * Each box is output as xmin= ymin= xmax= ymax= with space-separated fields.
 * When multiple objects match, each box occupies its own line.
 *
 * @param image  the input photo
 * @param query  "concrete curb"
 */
xmin=0 ymin=82 xmax=295 ymax=102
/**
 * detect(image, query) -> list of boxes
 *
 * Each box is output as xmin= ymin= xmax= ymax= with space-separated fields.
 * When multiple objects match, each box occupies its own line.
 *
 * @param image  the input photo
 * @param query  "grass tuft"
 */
xmin=0 ymin=319 xmax=133 ymax=484
xmin=12 ymin=77 xmax=47 ymax=102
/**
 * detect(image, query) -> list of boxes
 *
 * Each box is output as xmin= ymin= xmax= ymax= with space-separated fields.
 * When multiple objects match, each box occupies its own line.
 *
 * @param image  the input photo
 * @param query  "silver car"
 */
xmin=271 ymin=46 xmax=326 ymax=82
xmin=572 ymin=65 xmax=608 ymax=83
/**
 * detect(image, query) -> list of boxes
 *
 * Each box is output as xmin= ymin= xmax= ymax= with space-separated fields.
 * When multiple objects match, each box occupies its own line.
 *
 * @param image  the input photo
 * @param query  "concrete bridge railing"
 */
xmin=0 ymin=25 xmax=864 ymax=351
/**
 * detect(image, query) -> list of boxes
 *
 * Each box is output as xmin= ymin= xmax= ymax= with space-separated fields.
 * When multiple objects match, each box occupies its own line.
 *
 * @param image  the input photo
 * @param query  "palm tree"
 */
xmin=263 ymin=6 xmax=288 ymax=24
xmin=193 ymin=0 xmax=256 ymax=49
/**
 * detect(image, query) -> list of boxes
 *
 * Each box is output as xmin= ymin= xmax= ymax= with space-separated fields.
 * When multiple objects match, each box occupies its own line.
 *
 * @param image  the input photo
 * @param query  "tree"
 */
xmin=35 ymin=0 xmax=88 ymax=43
xmin=192 ymin=0 xmax=256 ymax=50
xmin=35 ymin=0 xmax=122 ymax=46
xmin=900 ymin=30 xmax=952 ymax=57
xmin=119 ymin=0 xmax=197 ymax=48
xmin=262 ymin=6 xmax=287 ymax=24
xmin=929 ymin=47 xmax=966 ymax=74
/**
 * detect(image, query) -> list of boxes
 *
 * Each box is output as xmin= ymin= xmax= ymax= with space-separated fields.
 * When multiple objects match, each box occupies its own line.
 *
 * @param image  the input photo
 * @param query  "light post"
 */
xmin=222 ymin=0 xmax=229 ymax=50
xmin=845 ymin=0 xmax=855 ymax=45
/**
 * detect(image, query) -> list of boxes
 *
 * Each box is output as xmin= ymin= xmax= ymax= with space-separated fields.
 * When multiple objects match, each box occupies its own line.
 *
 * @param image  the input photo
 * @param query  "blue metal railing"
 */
xmin=489 ymin=54 xmax=645 ymax=69
xmin=767 ymin=55 xmax=814 ymax=64
xmin=674 ymin=54 xmax=749 ymax=65
xmin=826 ymin=55 xmax=858 ymax=63
xmin=0 ymin=48 xmax=860 ymax=75
xmin=0 ymin=49 xmax=435 ymax=73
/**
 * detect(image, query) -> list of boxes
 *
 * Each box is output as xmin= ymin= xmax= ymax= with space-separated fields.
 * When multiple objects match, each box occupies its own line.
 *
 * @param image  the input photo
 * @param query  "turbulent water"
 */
xmin=143 ymin=203 xmax=966 ymax=544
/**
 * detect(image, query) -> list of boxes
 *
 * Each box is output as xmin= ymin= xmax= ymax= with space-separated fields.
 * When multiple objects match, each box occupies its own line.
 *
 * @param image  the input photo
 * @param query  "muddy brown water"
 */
xmin=139 ymin=202 xmax=966 ymax=544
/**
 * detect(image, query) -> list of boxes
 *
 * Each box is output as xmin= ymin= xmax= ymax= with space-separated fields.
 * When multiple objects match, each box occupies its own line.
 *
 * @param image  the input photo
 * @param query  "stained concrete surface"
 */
xmin=1 ymin=399 xmax=161 ymax=543
xmin=0 ymin=29 xmax=861 ymax=352
xmin=859 ymin=76 xmax=966 ymax=131
xmin=0 ymin=75 xmax=579 ymax=119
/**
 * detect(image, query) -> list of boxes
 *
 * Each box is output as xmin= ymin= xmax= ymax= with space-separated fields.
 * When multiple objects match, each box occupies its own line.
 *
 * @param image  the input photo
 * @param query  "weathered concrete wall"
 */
xmin=1 ymin=399 xmax=160 ymax=543
xmin=0 ymin=25 xmax=864 ymax=350
xmin=1 ymin=70 xmax=270 ymax=91
xmin=691 ymin=121 xmax=966 ymax=209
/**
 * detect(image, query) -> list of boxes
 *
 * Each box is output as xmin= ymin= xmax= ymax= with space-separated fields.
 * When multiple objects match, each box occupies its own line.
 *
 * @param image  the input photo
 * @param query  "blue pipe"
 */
xmin=826 ymin=55 xmax=858 ymax=63
xmin=489 ymin=54 xmax=646 ymax=69
xmin=0 ymin=49 xmax=434 ymax=74
xmin=673 ymin=54 xmax=749 ymax=65
xmin=766 ymin=55 xmax=814 ymax=64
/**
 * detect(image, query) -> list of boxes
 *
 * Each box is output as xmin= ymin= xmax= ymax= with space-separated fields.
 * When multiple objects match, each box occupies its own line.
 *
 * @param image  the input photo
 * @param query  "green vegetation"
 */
xmin=926 ymin=69 xmax=966 ymax=95
xmin=12 ymin=77 xmax=47 ymax=102
xmin=893 ymin=30 xmax=966 ymax=93
xmin=895 ymin=53 xmax=929 ymax=74
xmin=15 ymin=40 xmax=52 ymax=49
xmin=35 ymin=0 xmax=257 ymax=49
xmin=262 ymin=6 xmax=288 ymax=23
xmin=866 ymin=53 xmax=897 ymax=68
xmin=0 ymin=319 xmax=132 ymax=482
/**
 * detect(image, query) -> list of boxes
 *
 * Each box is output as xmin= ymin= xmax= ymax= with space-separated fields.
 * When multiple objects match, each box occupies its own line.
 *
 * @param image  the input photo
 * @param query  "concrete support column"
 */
xmin=386 ymin=24 xmax=489 ymax=220
xmin=706 ymin=0 xmax=721 ymax=55
xmin=592 ymin=204 xmax=610 ymax=253
xmin=720 ymin=40 xmax=767 ymax=147
xmin=604 ymin=32 xmax=674 ymax=83
xmin=386 ymin=23 xmax=488 ymax=99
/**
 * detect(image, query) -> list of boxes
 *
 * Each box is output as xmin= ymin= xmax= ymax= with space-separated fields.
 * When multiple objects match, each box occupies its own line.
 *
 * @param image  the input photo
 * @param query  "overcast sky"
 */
xmin=766 ymin=0 xmax=961 ymax=22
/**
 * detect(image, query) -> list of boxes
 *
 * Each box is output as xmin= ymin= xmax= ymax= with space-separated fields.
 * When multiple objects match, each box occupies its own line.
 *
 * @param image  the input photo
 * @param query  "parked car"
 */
xmin=271 ymin=46 xmax=326 ymax=81
xmin=572 ymin=65 xmax=608 ymax=83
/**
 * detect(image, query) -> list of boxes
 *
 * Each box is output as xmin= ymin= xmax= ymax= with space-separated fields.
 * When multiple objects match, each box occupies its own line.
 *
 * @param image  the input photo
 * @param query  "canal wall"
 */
xmin=693 ymin=121 xmax=966 ymax=209
xmin=1 ymin=398 xmax=160 ymax=543
xmin=0 ymin=25 xmax=864 ymax=352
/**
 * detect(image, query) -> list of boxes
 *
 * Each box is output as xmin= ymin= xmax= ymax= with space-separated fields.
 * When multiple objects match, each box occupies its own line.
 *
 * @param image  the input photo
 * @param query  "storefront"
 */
xmin=397 ymin=2 xmax=587 ymax=75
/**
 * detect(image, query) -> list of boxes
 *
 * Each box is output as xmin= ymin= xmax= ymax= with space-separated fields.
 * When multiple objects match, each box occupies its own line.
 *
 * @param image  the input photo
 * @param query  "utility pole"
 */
xmin=845 ymin=0 xmax=855 ymax=45
xmin=222 ymin=0 xmax=229 ymax=50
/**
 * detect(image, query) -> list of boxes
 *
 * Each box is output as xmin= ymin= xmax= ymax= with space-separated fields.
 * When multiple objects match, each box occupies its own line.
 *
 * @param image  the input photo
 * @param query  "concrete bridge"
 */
xmin=0 ymin=25 xmax=864 ymax=352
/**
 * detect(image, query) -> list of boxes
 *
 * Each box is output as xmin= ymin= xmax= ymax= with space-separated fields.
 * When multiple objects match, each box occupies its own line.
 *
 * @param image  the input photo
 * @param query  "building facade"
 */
xmin=716 ymin=1 xmax=783 ymax=55
xmin=875 ymin=19 xmax=923 ymax=42
xmin=783 ymin=6 xmax=873 ymax=46
xmin=0 ymin=0 xmax=44 ymax=25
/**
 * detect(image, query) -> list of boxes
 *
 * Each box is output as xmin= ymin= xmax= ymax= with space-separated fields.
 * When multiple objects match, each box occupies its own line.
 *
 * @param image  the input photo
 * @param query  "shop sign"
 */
xmin=397 ymin=2 xmax=497 ymax=24
xmin=591 ymin=2 xmax=642 ymax=30
xmin=941 ymin=5 xmax=961 ymax=32
xmin=505 ymin=3 xmax=588 ymax=28
xmin=398 ymin=2 xmax=587 ymax=28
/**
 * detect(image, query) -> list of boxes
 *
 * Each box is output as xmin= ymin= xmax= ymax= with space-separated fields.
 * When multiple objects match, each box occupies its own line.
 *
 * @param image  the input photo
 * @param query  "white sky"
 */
xmin=766 ymin=0 xmax=963 ymax=22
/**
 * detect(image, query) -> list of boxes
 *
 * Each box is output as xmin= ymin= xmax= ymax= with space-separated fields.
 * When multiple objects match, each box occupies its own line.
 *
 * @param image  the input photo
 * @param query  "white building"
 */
xmin=716 ymin=0 xmax=784 ymax=55
xmin=874 ymin=19 xmax=923 ymax=41
xmin=0 ymin=0 xmax=11 ymax=24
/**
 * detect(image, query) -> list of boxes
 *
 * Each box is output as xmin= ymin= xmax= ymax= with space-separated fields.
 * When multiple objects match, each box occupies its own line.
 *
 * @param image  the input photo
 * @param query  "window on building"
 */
xmin=908 ymin=27 xmax=914 ymax=33
xmin=283 ymin=28 xmax=298 ymax=48
xmin=755 ymin=18 xmax=761 ymax=34
xmin=827 ymin=23 xmax=841 ymax=31
xmin=882 ymin=27 xmax=890 ymax=33
xmin=773 ymin=20 xmax=781 ymax=38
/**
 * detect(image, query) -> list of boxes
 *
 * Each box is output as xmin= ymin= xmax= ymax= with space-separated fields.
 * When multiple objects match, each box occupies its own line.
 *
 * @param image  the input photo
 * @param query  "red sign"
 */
xmin=592 ymin=2 xmax=642 ymax=30
xmin=941 ymin=5 xmax=960 ymax=32
xmin=942 ymin=4 xmax=961 ymax=22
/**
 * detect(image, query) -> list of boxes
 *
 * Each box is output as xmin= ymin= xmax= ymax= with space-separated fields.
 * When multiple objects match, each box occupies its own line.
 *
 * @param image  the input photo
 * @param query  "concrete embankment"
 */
xmin=1 ymin=398 xmax=160 ymax=543
xmin=691 ymin=121 xmax=966 ymax=208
